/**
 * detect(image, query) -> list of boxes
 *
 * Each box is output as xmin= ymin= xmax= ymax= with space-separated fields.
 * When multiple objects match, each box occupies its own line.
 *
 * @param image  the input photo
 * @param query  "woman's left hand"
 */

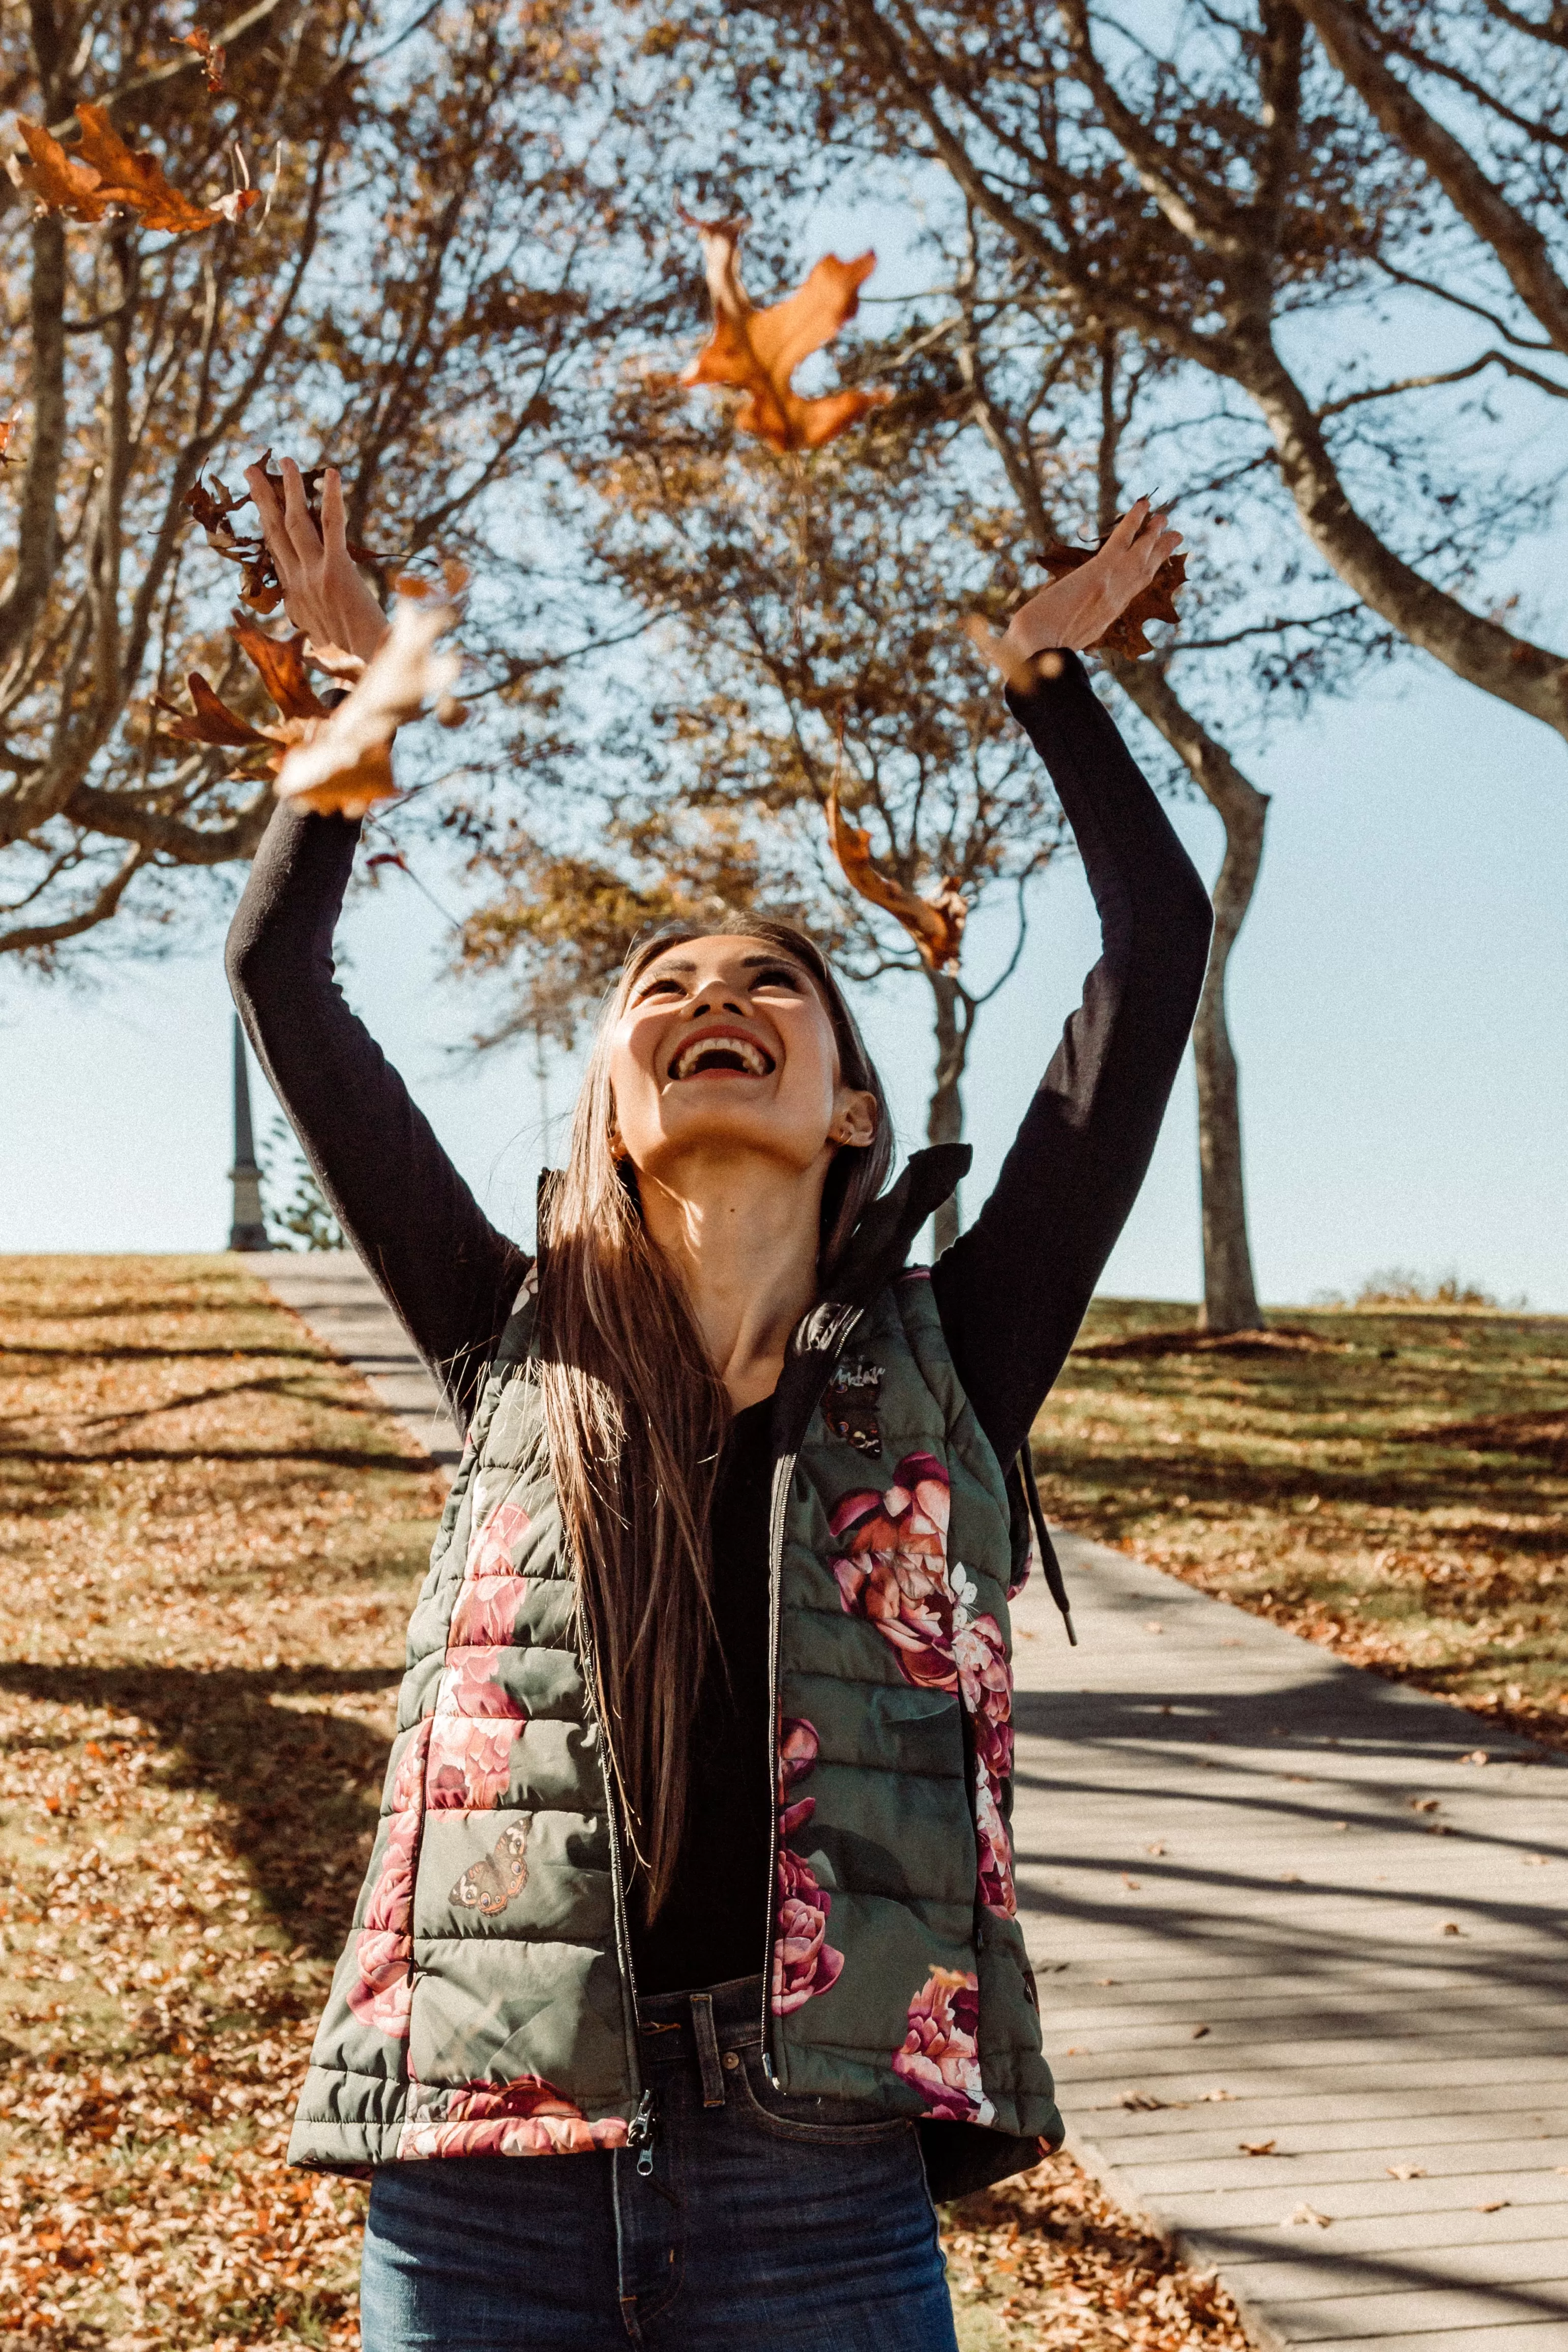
xmin=244 ymin=457 xmax=391 ymax=663
xmin=1000 ymin=499 xmax=1182 ymax=664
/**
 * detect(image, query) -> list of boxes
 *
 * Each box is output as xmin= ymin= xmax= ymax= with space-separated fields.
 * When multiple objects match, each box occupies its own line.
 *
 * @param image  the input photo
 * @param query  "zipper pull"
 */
xmin=627 ymin=2085 xmax=657 ymax=2179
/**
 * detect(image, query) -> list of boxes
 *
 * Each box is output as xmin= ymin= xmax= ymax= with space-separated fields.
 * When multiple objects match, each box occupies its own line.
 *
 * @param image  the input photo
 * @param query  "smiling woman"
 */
xmin=223 ymin=484 xmax=1212 ymax=2350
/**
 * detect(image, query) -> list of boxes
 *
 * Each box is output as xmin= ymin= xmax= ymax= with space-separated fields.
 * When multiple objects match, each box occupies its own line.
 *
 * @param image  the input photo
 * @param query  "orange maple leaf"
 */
xmin=826 ymin=792 xmax=966 ymax=974
xmin=679 ymin=215 xmax=893 ymax=453
xmin=1034 ymin=539 xmax=1189 ymax=658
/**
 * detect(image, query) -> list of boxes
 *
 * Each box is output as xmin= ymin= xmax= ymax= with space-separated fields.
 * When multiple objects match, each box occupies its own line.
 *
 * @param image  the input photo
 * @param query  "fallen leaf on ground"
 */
xmin=678 ymin=213 xmax=893 ymax=452
xmin=1476 ymin=2198 xmax=1510 ymax=2212
xmin=1120 ymin=1873 xmax=1141 ymax=1890
xmin=1386 ymin=2163 xmax=1427 ymax=2179
xmin=1239 ymin=2138 xmax=1277 ymax=2155
xmin=275 ymin=586 xmax=462 ymax=817
xmin=1284 ymin=2203 xmax=1332 ymax=2228
xmin=1440 ymin=1921 xmax=1465 ymax=1935
xmin=1191 ymin=2023 xmax=1210 ymax=2039
xmin=1119 ymin=2088 xmax=1164 ymax=2110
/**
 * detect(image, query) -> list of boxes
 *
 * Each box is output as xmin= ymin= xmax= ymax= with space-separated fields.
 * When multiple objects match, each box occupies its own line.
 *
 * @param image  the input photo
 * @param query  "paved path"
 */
xmin=259 ymin=1255 xmax=1568 ymax=2349
xmin=260 ymin=1251 xmax=462 ymax=1475
xmin=1012 ymin=1542 xmax=1568 ymax=2352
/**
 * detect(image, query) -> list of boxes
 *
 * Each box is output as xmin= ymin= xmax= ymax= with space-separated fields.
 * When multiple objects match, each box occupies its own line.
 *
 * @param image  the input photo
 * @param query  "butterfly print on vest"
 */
xmin=451 ymin=1816 xmax=531 ymax=1917
xmin=823 ymin=1360 xmax=882 ymax=1456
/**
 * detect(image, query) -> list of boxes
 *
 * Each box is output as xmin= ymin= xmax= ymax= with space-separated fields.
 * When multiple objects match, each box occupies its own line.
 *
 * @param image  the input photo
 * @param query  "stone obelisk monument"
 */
xmin=228 ymin=1014 xmax=270 ymax=1252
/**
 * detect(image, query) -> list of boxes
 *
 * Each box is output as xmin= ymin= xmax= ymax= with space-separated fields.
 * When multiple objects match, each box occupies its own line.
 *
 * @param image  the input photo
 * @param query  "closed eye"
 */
xmin=750 ymin=964 xmax=805 ymax=992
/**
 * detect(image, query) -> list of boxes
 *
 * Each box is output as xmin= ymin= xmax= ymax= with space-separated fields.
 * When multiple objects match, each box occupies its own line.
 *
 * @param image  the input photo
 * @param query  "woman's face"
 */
xmin=606 ymin=936 xmax=878 ymax=1189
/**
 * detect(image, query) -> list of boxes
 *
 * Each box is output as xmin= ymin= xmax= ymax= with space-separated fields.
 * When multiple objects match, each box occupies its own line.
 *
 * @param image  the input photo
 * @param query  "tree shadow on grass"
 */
xmin=0 ymin=1661 xmax=403 ymax=1959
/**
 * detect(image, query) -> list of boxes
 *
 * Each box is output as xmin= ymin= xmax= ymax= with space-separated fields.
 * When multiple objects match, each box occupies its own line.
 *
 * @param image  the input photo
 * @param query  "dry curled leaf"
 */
xmin=1034 ymin=536 xmax=1188 ymax=658
xmin=1284 ymin=2204 xmax=1332 ymax=2228
xmin=1239 ymin=2138 xmax=1277 ymax=2155
xmin=174 ymin=25 xmax=227 ymax=90
xmin=678 ymin=213 xmax=893 ymax=453
xmin=825 ymin=792 xmax=966 ymax=974
xmin=274 ymin=589 xmax=463 ymax=818
xmin=1386 ymin=2163 xmax=1427 ymax=2179
xmin=7 ymin=104 xmax=255 ymax=235
xmin=0 ymin=407 xmax=21 ymax=465
xmin=152 ymin=615 xmax=326 ymax=771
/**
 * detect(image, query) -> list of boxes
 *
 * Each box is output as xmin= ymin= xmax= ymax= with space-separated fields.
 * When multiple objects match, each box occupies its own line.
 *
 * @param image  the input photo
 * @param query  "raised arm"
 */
xmin=226 ymin=804 xmax=527 ymax=1432
xmin=931 ymin=517 xmax=1214 ymax=1468
xmin=225 ymin=458 xmax=524 ymax=1430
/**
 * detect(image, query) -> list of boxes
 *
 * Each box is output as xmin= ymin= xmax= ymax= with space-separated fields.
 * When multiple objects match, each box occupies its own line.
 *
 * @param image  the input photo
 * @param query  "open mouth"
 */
xmin=671 ymin=1031 xmax=776 ymax=1080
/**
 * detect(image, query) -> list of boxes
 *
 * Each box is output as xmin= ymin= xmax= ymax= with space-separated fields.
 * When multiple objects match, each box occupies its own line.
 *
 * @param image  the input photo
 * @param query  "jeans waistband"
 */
xmin=636 ymin=1972 xmax=765 ymax=2046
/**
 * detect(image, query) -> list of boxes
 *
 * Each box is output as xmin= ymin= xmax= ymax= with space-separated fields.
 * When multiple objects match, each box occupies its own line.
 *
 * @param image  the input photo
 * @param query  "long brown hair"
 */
xmin=534 ymin=919 xmax=892 ymax=1920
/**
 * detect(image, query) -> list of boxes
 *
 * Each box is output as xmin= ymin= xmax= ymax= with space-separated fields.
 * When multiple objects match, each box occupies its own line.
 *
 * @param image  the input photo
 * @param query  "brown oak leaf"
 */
xmin=679 ymin=214 xmax=893 ymax=453
xmin=826 ymin=793 xmax=966 ymax=974
xmin=182 ymin=455 xmax=387 ymax=613
xmin=1034 ymin=538 xmax=1188 ymax=658
xmin=7 ymin=117 xmax=113 ymax=220
xmin=7 ymin=105 xmax=257 ymax=234
xmin=152 ymin=672 xmax=269 ymax=752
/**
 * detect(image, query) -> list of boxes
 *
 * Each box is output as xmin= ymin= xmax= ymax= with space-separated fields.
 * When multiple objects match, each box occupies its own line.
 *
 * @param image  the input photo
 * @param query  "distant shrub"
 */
xmin=1350 ymin=1268 xmax=1528 ymax=1312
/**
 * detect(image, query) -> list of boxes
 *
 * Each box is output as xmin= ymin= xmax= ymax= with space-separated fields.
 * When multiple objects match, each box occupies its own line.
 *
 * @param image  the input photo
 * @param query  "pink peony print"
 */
xmin=449 ymin=1573 xmax=529 ymax=1650
xmin=892 ymin=1965 xmax=993 ymax=2125
xmin=830 ymin=1454 xmax=957 ymax=1692
xmin=465 ymin=1497 xmax=532 ymax=1582
xmin=396 ymin=2074 xmax=629 ymax=2160
xmin=832 ymin=1457 xmax=1018 ymax=1919
xmin=778 ymin=1715 xmax=819 ymax=1839
xmin=770 ymin=1715 xmax=845 ymax=2014
xmin=436 ymin=1646 xmax=527 ymax=1721
xmin=772 ymin=1845 xmax=846 ymax=2014
xmin=346 ymin=1718 xmax=430 ymax=2040
xmin=425 ymin=1716 xmax=521 ymax=1811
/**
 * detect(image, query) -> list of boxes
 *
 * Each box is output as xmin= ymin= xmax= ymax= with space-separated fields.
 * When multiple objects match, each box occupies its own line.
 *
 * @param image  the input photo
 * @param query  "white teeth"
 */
xmin=673 ymin=1034 xmax=772 ymax=1079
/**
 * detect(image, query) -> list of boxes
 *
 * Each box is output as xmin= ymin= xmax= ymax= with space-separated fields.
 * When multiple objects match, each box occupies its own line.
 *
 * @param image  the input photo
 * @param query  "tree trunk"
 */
xmin=1109 ymin=659 xmax=1267 ymax=1333
xmin=926 ymin=968 xmax=972 ymax=1257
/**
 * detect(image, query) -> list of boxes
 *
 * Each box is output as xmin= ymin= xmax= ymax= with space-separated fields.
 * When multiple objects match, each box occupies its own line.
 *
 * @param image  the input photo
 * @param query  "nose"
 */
xmin=689 ymin=987 xmax=747 ymax=1020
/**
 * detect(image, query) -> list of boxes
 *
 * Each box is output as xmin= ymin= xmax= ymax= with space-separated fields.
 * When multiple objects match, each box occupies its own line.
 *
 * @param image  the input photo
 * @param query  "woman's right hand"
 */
xmin=244 ymin=457 xmax=390 ymax=663
xmin=1000 ymin=498 xmax=1182 ymax=664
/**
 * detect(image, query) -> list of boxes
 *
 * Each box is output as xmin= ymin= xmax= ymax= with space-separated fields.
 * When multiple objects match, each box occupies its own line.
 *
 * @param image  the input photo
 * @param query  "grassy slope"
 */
xmin=0 ymin=1256 xmax=1258 ymax=2350
xmin=1030 ymin=1298 xmax=1568 ymax=1751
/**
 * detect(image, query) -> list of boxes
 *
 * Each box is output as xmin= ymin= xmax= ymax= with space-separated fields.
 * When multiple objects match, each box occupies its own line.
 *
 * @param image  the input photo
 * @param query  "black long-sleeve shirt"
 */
xmin=227 ymin=654 xmax=1212 ymax=1993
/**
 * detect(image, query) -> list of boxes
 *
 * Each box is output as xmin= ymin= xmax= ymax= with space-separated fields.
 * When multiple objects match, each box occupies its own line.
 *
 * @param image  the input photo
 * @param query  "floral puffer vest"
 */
xmin=288 ymin=1160 xmax=1062 ymax=2178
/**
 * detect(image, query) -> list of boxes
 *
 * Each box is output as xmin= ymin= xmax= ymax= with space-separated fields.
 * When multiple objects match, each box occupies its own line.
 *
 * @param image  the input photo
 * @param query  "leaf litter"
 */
xmin=0 ymin=1256 xmax=1255 ymax=2347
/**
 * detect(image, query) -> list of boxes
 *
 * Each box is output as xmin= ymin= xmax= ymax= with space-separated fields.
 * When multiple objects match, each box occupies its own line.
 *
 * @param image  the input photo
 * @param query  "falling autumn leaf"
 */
xmin=274 ymin=586 xmax=463 ymax=818
xmin=6 ymin=104 xmax=256 ymax=235
xmin=153 ymin=670 xmax=271 ymax=754
xmin=1032 ymin=536 xmax=1188 ymax=658
xmin=230 ymin=613 xmax=328 ymax=721
xmin=0 ymin=407 xmax=21 ymax=465
xmin=183 ymin=455 xmax=389 ymax=613
xmin=679 ymin=213 xmax=894 ymax=453
xmin=151 ymin=615 xmax=327 ymax=772
xmin=825 ymin=791 xmax=966 ymax=974
xmin=174 ymin=25 xmax=227 ymax=91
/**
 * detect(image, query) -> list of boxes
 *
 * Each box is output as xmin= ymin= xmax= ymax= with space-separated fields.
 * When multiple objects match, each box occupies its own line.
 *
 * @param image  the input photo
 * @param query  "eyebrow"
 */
xmin=640 ymin=952 xmax=806 ymax=980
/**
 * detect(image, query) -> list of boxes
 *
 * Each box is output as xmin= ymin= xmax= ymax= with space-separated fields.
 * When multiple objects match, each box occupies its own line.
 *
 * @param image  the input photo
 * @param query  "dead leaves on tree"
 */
xmin=825 ymin=792 xmax=966 ymax=975
xmin=679 ymin=214 xmax=892 ymax=453
xmin=173 ymin=26 xmax=226 ymax=92
xmin=6 ymin=103 xmax=257 ymax=235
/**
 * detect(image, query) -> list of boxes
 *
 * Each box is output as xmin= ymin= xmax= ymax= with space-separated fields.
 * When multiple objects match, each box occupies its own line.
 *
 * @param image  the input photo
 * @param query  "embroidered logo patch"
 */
xmin=824 ymin=1361 xmax=882 ymax=1456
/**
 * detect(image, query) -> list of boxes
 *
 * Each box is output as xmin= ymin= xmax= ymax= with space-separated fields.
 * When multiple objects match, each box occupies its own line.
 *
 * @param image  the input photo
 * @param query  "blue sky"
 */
xmin=3 ymin=182 xmax=1564 ymax=1310
xmin=3 ymin=644 xmax=1563 ymax=1309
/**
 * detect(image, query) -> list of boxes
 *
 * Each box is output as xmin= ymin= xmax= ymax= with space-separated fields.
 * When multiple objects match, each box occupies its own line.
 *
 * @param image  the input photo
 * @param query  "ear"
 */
xmin=830 ymin=1087 xmax=879 ymax=1151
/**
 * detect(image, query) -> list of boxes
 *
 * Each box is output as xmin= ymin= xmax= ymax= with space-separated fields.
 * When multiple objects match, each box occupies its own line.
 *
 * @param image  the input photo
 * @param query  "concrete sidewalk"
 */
xmin=260 ymin=1252 xmax=1568 ymax=2349
xmin=1012 ymin=1540 xmax=1568 ymax=2351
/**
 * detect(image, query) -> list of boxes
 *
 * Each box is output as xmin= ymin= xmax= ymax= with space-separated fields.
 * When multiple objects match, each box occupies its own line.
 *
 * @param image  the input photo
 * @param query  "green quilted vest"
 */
xmin=288 ymin=1151 xmax=1062 ymax=2179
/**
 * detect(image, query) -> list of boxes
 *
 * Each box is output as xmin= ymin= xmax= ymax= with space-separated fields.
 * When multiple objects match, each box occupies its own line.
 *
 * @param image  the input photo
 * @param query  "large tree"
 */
xmin=698 ymin=0 xmax=1567 ymax=744
xmin=0 ymin=0 xmax=635 ymax=959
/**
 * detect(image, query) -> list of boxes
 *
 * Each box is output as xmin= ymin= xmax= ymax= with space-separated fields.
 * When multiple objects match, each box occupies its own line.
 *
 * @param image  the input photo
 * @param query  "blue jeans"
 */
xmin=361 ymin=1973 xmax=958 ymax=2350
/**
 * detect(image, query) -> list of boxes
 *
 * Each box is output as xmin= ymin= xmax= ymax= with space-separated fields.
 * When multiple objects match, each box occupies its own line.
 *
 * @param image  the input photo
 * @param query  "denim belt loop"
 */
xmin=688 ymin=1992 xmax=726 ymax=2108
